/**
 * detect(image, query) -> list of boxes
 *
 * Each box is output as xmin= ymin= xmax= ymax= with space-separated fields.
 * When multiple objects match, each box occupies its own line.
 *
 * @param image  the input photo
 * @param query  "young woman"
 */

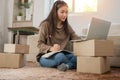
xmin=37 ymin=0 xmax=80 ymax=71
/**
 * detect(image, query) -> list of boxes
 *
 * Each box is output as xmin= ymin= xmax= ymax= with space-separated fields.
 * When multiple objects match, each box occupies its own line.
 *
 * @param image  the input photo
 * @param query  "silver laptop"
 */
xmin=71 ymin=17 xmax=111 ymax=42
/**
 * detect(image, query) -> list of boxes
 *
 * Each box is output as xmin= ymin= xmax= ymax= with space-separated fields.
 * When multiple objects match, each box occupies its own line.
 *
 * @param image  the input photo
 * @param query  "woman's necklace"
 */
xmin=57 ymin=24 xmax=63 ymax=29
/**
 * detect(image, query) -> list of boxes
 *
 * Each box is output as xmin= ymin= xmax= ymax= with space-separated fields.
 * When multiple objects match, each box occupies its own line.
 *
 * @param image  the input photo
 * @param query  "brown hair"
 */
xmin=41 ymin=0 xmax=70 ymax=36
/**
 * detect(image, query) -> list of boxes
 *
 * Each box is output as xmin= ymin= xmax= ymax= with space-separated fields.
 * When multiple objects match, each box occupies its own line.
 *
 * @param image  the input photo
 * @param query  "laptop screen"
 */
xmin=86 ymin=17 xmax=111 ymax=40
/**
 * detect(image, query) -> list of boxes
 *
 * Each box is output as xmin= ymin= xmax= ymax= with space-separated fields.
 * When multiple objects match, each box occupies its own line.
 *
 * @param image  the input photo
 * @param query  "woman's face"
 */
xmin=57 ymin=5 xmax=68 ymax=22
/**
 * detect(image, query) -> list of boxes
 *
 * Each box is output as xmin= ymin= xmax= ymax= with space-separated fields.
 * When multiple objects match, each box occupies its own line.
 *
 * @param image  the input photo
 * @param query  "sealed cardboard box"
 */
xmin=15 ymin=35 xmax=27 ymax=45
xmin=107 ymin=36 xmax=120 ymax=56
xmin=107 ymin=36 xmax=120 ymax=45
xmin=4 ymin=44 xmax=29 ymax=54
xmin=27 ymin=35 xmax=39 ymax=54
xmin=25 ymin=53 xmax=38 ymax=62
xmin=0 ymin=53 xmax=25 ymax=68
xmin=73 ymin=40 xmax=114 ymax=56
xmin=77 ymin=56 xmax=110 ymax=74
xmin=114 ymin=45 xmax=120 ymax=56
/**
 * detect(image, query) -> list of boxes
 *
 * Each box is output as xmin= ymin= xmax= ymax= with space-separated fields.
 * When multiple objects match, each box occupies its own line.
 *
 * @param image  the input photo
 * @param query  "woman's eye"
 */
xmin=61 ymin=11 xmax=64 ymax=13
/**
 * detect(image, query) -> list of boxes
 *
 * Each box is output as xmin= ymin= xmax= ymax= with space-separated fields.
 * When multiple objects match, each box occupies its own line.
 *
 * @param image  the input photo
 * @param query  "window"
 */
xmin=54 ymin=0 xmax=97 ymax=13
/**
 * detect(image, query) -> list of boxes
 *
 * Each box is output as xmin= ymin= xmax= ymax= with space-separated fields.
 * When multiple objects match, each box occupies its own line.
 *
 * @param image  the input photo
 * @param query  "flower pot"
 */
xmin=17 ymin=16 xmax=22 ymax=21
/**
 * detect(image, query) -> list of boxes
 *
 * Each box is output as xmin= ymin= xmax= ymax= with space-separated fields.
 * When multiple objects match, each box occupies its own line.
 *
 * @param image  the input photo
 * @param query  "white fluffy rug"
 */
xmin=0 ymin=62 xmax=120 ymax=80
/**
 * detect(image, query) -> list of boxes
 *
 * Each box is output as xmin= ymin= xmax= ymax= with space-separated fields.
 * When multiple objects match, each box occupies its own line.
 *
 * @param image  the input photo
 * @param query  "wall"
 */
xmin=33 ymin=0 xmax=45 ymax=27
xmin=33 ymin=0 xmax=54 ymax=27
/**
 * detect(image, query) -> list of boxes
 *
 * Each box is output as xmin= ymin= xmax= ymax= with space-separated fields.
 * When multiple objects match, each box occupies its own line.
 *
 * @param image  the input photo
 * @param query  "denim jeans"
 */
xmin=39 ymin=52 xmax=77 ymax=69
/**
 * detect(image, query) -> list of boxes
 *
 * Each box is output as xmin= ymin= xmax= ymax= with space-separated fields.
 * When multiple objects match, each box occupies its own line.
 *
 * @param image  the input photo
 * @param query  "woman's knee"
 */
xmin=55 ymin=53 xmax=66 ymax=60
xmin=54 ymin=52 xmax=68 ymax=64
xmin=39 ymin=58 xmax=56 ymax=67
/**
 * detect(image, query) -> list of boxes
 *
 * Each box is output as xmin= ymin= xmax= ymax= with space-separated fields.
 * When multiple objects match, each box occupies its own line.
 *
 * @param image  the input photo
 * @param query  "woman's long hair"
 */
xmin=41 ymin=0 xmax=70 ymax=36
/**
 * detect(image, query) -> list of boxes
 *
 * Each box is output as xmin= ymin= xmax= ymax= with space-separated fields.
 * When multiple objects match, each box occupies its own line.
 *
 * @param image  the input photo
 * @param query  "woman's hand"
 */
xmin=50 ymin=44 xmax=61 ymax=52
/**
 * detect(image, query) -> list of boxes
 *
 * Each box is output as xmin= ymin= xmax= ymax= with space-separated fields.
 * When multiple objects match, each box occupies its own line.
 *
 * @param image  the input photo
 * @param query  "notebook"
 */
xmin=71 ymin=17 xmax=111 ymax=42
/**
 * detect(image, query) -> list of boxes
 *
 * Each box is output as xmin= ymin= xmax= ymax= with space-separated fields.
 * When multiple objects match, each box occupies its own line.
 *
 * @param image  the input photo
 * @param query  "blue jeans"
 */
xmin=39 ymin=52 xmax=77 ymax=69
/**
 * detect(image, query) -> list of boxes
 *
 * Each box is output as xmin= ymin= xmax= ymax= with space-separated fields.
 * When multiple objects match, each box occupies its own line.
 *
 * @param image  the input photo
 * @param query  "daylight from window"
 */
xmin=75 ymin=0 xmax=97 ymax=12
xmin=54 ymin=0 xmax=97 ymax=13
xmin=62 ymin=0 xmax=73 ymax=12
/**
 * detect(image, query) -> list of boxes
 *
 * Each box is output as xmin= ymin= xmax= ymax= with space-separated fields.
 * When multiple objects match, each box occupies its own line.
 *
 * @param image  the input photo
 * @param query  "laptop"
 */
xmin=71 ymin=17 xmax=111 ymax=42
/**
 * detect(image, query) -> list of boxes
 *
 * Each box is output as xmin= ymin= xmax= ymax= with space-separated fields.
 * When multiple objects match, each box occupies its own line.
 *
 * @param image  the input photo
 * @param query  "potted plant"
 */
xmin=17 ymin=12 xmax=23 ymax=21
xmin=24 ymin=0 xmax=32 ymax=8
xmin=16 ymin=0 xmax=24 ymax=9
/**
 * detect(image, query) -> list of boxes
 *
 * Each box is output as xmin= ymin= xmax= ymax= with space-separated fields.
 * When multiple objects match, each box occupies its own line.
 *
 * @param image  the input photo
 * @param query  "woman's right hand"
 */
xmin=50 ymin=44 xmax=61 ymax=52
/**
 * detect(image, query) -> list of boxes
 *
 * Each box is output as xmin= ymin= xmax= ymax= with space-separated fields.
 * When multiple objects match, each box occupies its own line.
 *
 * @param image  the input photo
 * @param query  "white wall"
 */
xmin=33 ymin=0 xmax=45 ymax=27
xmin=7 ymin=0 xmax=14 ymax=27
xmin=33 ymin=0 xmax=54 ymax=27
xmin=17 ymin=0 xmax=49 ymax=27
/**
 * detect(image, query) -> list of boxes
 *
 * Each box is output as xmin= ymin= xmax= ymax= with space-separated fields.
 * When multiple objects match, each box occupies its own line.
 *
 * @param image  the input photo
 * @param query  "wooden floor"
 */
xmin=0 ymin=62 xmax=120 ymax=80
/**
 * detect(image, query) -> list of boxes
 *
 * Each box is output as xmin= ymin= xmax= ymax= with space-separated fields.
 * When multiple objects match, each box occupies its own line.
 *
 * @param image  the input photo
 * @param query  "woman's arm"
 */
xmin=68 ymin=25 xmax=81 ymax=40
xmin=37 ymin=22 xmax=52 ymax=53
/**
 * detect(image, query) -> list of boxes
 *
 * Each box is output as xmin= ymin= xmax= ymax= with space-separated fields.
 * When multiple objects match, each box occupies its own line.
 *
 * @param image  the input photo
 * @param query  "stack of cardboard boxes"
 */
xmin=26 ymin=35 xmax=39 ymax=62
xmin=73 ymin=39 xmax=114 ymax=74
xmin=14 ymin=34 xmax=39 ymax=62
xmin=0 ymin=44 xmax=29 ymax=68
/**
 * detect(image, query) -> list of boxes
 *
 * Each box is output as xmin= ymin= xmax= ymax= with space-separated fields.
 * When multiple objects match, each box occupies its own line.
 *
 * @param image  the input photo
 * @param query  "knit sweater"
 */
xmin=37 ymin=21 xmax=80 ymax=54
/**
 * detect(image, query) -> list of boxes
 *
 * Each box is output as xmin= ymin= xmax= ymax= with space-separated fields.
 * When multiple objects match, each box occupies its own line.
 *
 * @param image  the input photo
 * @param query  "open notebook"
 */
xmin=42 ymin=50 xmax=71 ymax=58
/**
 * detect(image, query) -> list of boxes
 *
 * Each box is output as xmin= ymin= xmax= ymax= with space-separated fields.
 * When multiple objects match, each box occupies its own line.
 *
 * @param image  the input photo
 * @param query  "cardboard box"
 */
xmin=77 ymin=57 xmax=110 ymax=74
xmin=73 ymin=40 xmax=114 ymax=56
xmin=4 ymin=44 xmax=29 ymax=54
xmin=114 ymin=45 xmax=120 ymax=56
xmin=0 ymin=53 xmax=25 ymax=68
xmin=107 ymin=36 xmax=120 ymax=56
xmin=27 ymin=35 xmax=39 ymax=54
xmin=25 ymin=53 xmax=38 ymax=62
xmin=15 ymin=35 xmax=27 ymax=45
xmin=109 ymin=56 xmax=120 ymax=67
xmin=107 ymin=36 xmax=120 ymax=45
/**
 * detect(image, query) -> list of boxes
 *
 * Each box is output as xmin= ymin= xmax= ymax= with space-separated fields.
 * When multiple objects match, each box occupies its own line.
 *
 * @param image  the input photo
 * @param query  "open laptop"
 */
xmin=71 ymin=17 xmax=111 ymax=42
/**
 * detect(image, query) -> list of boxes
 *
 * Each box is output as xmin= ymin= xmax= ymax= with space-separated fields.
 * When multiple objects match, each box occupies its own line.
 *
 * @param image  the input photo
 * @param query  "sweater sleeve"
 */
xmin=68 ymin=25 xmax=81 ymax=40
xmin=37 ymin=22 xmax=52 ymax=53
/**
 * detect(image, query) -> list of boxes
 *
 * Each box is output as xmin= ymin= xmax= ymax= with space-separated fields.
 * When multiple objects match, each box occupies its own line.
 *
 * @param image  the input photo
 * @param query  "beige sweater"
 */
xmin=37 ymin=21 xmax=80 ymax=54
